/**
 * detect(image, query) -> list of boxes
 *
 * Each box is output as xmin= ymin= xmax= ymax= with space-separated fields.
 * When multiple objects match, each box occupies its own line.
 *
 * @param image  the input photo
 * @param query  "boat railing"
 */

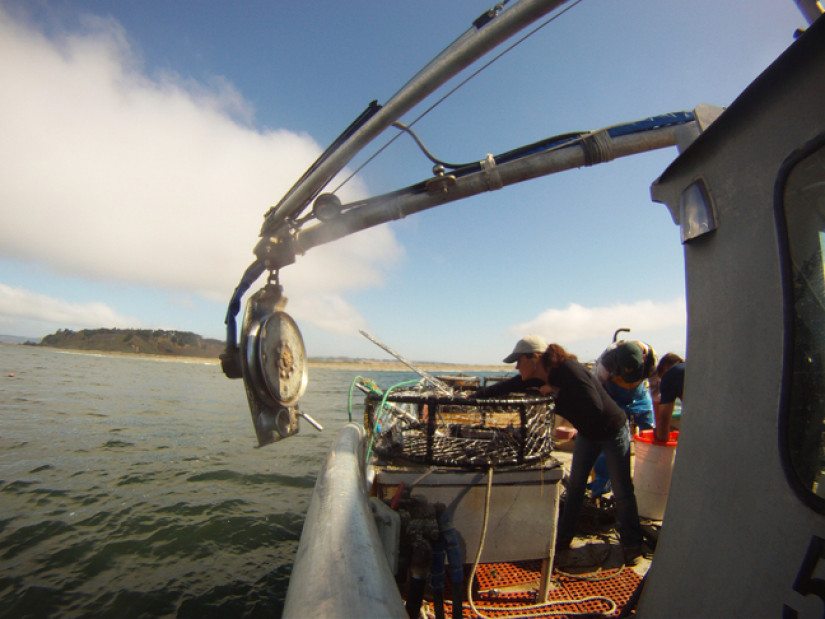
xmin=283 ymin=424 xmax=406 ymax=618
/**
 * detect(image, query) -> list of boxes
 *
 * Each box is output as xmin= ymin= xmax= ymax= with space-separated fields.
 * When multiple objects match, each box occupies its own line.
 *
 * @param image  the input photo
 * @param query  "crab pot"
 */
xmin=366 ymin=388 xmax=561 ymax=562
xmin=364 ymin=390 xmax=556 ymax=468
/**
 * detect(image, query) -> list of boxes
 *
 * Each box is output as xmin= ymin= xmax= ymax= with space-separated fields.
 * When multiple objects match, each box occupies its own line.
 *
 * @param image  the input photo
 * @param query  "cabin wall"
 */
xmin=640 ymin=17 xmax=825 ymax=618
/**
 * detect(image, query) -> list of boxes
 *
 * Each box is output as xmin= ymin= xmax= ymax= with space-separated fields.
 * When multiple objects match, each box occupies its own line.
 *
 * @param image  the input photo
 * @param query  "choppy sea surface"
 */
xmin=0 ymin=345 xmax=487 ymax=618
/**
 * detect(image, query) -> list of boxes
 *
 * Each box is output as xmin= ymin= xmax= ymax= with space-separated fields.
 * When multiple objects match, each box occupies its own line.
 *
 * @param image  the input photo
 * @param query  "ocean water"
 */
xmin=0 ymin=345 xmax=460 ymax=618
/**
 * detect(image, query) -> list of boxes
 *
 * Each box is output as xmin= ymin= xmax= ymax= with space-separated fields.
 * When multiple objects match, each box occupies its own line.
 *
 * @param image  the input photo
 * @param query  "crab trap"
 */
xmin=361 ymin=377 xmax=557 ymax=469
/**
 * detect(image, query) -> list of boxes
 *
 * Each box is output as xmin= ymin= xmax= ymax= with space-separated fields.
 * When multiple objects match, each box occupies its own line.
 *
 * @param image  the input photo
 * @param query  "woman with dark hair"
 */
xmin=478 ymin=337 xmax=644 ymax=564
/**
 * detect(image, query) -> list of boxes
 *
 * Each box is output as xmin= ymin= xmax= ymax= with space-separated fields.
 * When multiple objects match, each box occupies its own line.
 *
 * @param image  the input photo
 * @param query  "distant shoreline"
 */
xmin=12 ymin=343 xmax=509 ymax=373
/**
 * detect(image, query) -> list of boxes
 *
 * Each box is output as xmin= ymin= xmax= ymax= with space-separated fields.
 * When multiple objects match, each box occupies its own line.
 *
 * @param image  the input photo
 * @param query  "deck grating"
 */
xmin=474 ymin=559 xmax=544 ymax=591
xmin=429 ymin=560 xmax=642 ymax=618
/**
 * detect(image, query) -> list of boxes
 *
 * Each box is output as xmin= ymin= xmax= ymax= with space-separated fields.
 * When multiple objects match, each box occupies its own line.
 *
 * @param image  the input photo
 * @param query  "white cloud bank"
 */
xmin=0 ymin=7 xmax=402 ymax=335
xmin=507 ymin=298 xmax=687 ymax=360
xmin=0 ymin=283 xmax=143 ymax=330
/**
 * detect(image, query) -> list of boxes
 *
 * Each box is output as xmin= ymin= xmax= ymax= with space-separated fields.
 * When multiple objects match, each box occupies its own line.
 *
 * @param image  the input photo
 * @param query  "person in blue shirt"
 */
xmin=593 ymin=340 xmax=658 ymax=430
xmin=589 ymin=340 xmax=658 ymax=496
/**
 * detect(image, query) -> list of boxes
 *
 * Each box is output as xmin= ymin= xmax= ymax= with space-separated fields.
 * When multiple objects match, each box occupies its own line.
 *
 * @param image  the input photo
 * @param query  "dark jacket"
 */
xmin=659 ymin=362 xmax=686 ymax=404
xmin=547 ymin=358 xmax=627 ymax=441
xmin=474 ymin=375 xmax=544 ymax=398
xmin=477 ymin=359 xmax=626 ymax=441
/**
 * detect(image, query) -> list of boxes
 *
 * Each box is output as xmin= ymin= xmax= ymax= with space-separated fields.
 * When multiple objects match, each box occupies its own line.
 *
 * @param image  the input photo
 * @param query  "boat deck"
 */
xmin=419 ymin=519 xmax=655 ymax=618
xmin=418 ymin=448 xmax=657 ymax=618
xmin=426 ymin=561 xmax=643 ymax=618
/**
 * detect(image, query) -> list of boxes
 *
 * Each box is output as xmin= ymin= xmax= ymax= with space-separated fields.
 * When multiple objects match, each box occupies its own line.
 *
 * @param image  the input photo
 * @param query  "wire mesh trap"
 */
xmin=363 ymin=380 xmax=557 ymax=468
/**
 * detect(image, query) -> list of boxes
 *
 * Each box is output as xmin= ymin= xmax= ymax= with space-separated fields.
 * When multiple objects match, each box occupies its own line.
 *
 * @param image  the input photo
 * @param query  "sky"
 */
xmin=0 ymin=0 xmax=810 ymax=365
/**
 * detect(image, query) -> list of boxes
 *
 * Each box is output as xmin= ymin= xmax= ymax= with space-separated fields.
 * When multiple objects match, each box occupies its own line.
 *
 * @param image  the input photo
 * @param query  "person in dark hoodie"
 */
xmin=476 ymin=337 xmax=644 ymax=565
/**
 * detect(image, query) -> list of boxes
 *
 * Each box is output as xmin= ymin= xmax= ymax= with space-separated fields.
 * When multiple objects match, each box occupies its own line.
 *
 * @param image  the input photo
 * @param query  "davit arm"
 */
xmin=221 ymin=105 xmax=721 ymax=447
xmin=218 ymin=0 xmax=722 ymax=447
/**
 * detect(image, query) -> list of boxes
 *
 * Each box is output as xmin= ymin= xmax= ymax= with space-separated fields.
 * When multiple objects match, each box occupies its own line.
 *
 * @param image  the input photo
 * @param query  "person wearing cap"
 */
xmin=593 ymin=340 xmax=658 ymax=430
xmin=588 ymin=340 xmax=658 ymax=496
xmin=472 ymin=335 xmax=550 ymax=398
xmin=478 ymin=337 xmax=645 ymax=564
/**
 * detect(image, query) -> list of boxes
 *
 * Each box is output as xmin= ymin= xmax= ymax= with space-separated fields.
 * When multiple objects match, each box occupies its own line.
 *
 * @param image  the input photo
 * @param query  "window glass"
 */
xmin=784 ymin=142 xmax=825 ymax=499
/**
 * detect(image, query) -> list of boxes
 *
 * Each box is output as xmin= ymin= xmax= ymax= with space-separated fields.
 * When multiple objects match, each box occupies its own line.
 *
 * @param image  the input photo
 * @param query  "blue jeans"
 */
xmin=589 ymin=383 xmax=654 ymax=496
xmin=558 ymin=423 xmax=644 ymax=548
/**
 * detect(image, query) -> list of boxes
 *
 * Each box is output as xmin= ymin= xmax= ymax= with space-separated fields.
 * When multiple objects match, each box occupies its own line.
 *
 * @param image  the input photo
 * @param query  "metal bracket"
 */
xmin=480 ymin=153 xmax=503 ymax=190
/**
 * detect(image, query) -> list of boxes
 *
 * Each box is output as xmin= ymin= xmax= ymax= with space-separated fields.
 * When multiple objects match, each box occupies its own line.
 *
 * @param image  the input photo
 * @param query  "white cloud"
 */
xmin=0 ymin=7 xmax=402 ymax=334
xmin=507 ymin=298 xmax=687 ymax=359
xmin=287 ymin=293 xmax=368 ymax=336
xmin=0 ymin=283 xmax=143 ymax=330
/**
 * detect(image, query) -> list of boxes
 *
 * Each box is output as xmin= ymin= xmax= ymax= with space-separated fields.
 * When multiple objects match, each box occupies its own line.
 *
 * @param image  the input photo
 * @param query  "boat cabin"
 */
xmin=642 ymin=13 xmax=825 ymax=617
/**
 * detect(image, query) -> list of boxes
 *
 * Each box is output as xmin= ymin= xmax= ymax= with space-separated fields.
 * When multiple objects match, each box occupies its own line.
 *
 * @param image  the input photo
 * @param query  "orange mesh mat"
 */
xmin=426 ymin=559 xmax=642 ymax=618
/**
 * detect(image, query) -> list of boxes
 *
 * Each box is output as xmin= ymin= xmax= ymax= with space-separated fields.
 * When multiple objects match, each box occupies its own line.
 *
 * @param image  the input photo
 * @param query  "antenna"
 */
xmin=359 ymin=330 xmax=453 ymax=396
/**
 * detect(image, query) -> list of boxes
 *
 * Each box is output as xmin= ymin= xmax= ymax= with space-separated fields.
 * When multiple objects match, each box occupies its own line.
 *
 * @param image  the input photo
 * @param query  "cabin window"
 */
xmin=782 ymin=139 xmax=825 ymax=506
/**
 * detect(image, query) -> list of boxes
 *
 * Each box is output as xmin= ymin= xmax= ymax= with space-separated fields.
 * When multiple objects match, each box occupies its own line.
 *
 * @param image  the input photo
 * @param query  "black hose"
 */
xmin=430 ymin=539 xmax=446 ymax=619
xmin=451 ymin=585 xmax=462 ymax=619
xmin=392 ymin=122 xmax=468 ymax=170
xmin=406 ymin=537 xmax=433 ymax=619
xmin=262 ymin=100 xmax=381 ymax=233
xmin=405 ymin=575 xmax=427 ymax=619
xmin=220 ymin=259 xmax=265 ymax=379
xmin=433 ymin=591 xmax=445 ymax=619
xmin=438 ymin=511 xmax=464 ymax=619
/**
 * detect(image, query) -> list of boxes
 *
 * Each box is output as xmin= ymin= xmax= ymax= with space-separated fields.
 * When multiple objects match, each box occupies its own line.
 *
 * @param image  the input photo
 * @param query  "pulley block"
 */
xmin=239 ymin=281 xmax=315 ymax=446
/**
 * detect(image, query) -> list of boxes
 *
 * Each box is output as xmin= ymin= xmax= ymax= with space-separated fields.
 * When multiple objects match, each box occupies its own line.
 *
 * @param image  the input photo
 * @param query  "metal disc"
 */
xmin=257 ymin=311 xmax=308 ymax=406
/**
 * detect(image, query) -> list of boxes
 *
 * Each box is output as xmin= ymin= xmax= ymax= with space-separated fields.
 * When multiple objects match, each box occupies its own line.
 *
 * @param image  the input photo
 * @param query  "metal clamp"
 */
xmin=480 ymin=153 xmax=503 ymax=190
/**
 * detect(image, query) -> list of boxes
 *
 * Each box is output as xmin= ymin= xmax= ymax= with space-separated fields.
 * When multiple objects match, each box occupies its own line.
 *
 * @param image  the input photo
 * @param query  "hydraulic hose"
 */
xmin=437 ymin=510 xmax=464 ymax=619
xmin=430 ymin=538 xmax=446 ymax=619
xmin=405 ymin=539 xmax=431 ymax=619
xmin=220 ymin=259 xmax=265 ymax=379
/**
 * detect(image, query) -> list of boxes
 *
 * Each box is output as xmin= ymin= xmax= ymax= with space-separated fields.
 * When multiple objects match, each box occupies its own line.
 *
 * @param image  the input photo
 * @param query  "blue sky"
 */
xmin=0 ymin=0 xmax=809 ymax=364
